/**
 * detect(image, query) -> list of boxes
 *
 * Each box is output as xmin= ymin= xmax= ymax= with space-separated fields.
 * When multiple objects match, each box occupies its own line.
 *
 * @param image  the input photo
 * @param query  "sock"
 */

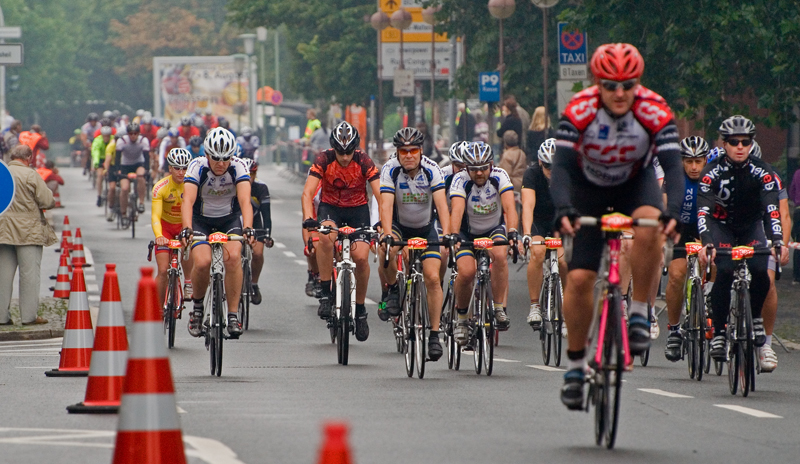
xmin=668 ymin=324 xmax=680 ymax=332
xmin=185 ymin=279 xmax=192 ymax=284
xmin=704 ymin=281 xmax=714 ymax=295
xmin=228 ymin=312 xmax=238 ymax=320
xmin=429 ymin=330 xmax=439 ymax=340
xmin=193 ymin=298 xmax=203 ymax=310
xmin=493 ymin=302 xmax=504 ymax=312
xmin=355 ymin=303 xmax=366 ymax=316
xmin=456 ymin=307 xmax=468 ymax=319
xmin=320 ymin=280 xmax=332 ymax=297
xmin=765 ymin=335 xmax=772 ymax=346
xmin=566 ymin=349 xmax=586 ymax=371
xmin=629 ymin=300 xmax=648 ymax=319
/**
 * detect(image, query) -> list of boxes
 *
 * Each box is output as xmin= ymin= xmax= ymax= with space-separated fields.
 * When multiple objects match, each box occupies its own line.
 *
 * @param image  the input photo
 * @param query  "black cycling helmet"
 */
xmin=126 ymin=122 xmax=140 ymax=134
xmin=189 ymin=135 xmax=203 ymax=147
xmin=679 ymin=136 xmax=710 ymax=158
xmin=718 ymin=115 xmax=756 ymax=138
xmin=87 ymin=112 xmax=99 ymax=122
xmin=100 ymin=117 xmax=112 ymax=127
xmin=330 ymin=121 xmax=360 ymax=154
xmin=393 ymin=127 xmax=424 ymax=148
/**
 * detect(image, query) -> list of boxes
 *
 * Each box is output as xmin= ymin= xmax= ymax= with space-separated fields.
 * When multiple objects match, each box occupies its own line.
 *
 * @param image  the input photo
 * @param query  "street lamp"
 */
xmin=256 ymin=27 xmax=269 ymax=162
xmin=371 ymin=11 xmax=390 ymax=154
xmin=239 ymin=33 xmax=257 ymax=130
xmin=422 ymin=6 xmax=441 ymax=126
xmin=488 ymin=0 xmax=515 ymax=104
xmin=233 ymin=53 xmax=246 ymax=132
xmin=531 ymin=0 xmax=560 ymax=125
xmin=390 ymin=8 xmax=412 ymax=126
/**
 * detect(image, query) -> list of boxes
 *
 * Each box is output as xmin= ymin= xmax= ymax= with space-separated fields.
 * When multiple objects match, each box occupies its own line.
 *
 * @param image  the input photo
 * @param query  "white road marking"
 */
xmin=493 ymin=358 xmax=521 ymax=363
xmin=0 ymin=338 xmax=62 ymax=345
xmin=526 ymin=365 xmax=565 ymax=372
xmin=177 ymin=406 xmax=187 ymax=414
xmin=83 ymin=247 xmax=95 ymax=266
xmin=84 ymin=274 xmax=97 ymax=282
xmin=294 ymin=211 xmax=303 ymax=216
xmin=0 ymin=342 xmax=61 ymax=349
xmin=283 ymin=251 xmax=297 ymax=258
xmin=714 ymin=405 xmax=782 ymax=418
xmin=364 ymin=298 xmax=377 ymax=305
xmin=638 ymin=388 xmax=693 ymax=399
xmin=274 ymin=242 xmax=286 ymax=248
xmin=294 ymin=260 xmax=308 ymax=266
xmin=88 ymin=295 xmax=100 ymax=302
xmin=87 ymin=284 xmax=99 ymax=293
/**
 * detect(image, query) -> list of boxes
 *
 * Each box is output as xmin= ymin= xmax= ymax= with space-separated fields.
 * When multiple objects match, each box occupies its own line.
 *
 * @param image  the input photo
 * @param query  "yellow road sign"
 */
xmin=380 ymin=9 xmax=449 ymax=43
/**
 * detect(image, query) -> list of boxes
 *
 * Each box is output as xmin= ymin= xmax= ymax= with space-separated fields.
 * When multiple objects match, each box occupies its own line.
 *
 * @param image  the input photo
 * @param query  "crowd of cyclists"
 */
xmin=74 ymin=43 xmax=790 ymax=427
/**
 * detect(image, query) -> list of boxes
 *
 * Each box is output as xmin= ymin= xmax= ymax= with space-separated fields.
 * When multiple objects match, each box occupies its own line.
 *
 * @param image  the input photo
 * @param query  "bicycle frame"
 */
xmin=593 ymin=237 xmax=633 ymax=369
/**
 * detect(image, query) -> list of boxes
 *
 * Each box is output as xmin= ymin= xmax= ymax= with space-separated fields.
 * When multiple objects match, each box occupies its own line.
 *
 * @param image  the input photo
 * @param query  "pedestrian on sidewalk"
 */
xmin=18 ymin=125 xmax=50 ymax=169
xmin=789 ymin=167 xmax=800 ymax=283
xmin=37 ymin=160 xmax=65 ymax=198
xmin=0 ymin=145 xmax=58 ymax=325
xmin=2 ymin=120 xmax=22 ymax=163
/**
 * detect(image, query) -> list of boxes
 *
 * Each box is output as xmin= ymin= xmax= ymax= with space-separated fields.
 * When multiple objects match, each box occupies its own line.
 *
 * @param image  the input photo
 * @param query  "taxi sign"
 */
xmin=558 ymin=23 xmax=587 ymax=66
xmin=0 ymin=160 xmax=15 ymax=216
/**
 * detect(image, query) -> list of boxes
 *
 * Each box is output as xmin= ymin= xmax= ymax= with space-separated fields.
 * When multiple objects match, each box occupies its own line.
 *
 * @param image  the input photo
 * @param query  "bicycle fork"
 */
xmin=594 ymin=239 xmax=633 ymax=369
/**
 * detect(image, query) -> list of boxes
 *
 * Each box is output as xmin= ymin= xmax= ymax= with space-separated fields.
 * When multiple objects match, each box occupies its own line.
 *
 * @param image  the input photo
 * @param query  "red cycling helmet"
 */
xmin=590 ymin=43 xmax=644 ymax=81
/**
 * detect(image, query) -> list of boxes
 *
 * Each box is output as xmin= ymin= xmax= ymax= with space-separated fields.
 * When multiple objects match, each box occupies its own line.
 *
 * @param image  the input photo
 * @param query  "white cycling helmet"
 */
xmin=538 ymin=138 xmax=557 ymax=165
xmin=167 ymin=148 xmax=192 ymax=168
xmin=462 ymin=141 xmax=493 ymax=166
xmin=241 ymin=126 xmax=253 ymax=137
xmin=100 ymin=126 xmax=113 ymax=136
xmin=204 ymin=127 xmax=237 ymax=160
xmin=749 ymin=140 xmax=762 ymax=159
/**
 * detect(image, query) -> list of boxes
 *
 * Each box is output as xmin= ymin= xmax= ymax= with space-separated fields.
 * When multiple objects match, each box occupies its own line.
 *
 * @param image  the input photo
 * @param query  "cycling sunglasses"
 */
xmin=725 ymin=137 xmax=753 ymax=147
xmin=541 ymin=162 xmax=552 ymax=170
xmin=467 ymin=164 xmax=491 ymax=172
xmin=600 ymin=79 xmax=637 ymax=92
xmin=208 ymin=153 xmax=232 ymax=162
xmin=335 ymin=149 xmax=355 ymax=157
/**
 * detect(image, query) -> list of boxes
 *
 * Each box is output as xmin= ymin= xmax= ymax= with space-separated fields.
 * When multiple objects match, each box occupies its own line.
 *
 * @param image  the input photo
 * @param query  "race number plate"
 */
xmin=600 ymin=213 xmax=633 ymax=232
xmin=407 ymin=238 xmax=428 ymax=250
xmin=473 ymin=238 xmax=494 ymax=249
xmin=339 ymin=226 xmax=356 ymax=235
xmin=684 ymin=242 xmax=703 ymax=255
xmin=208 ymin=232 xmax=228 ymax=243
xmin=731 ymin=246 xmax=754 ymax=261
xmin=167 ymin=240 xmax=183 ymax=249
xmin=544 ymin=237 xmax=562 ymax=249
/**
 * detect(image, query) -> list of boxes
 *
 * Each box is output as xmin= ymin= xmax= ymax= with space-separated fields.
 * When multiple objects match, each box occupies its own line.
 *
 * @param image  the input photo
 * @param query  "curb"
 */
xmin=0 ymin=328 xmax=65 ymax=341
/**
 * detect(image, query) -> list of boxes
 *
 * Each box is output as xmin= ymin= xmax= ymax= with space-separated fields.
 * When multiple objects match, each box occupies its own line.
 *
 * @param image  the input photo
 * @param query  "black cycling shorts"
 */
xmin=317 ymin=202 xmax=371 ymax=243
xmin=192 ymin=214 xmax=243 ymax=248
xmin=672 ymin=222 xmax=701 ymax=260
xmin=568 ymin=169 xmax=664 ymax=272
xmin=392 ymin=223 xmax=441 ymax=261
xmin=456 ymin=224 xmax=507 ymax=260
xmin=113 ymin=163 xmax=146 ymax=183
xmin=531 ymin=221 xmax=554 ymax=238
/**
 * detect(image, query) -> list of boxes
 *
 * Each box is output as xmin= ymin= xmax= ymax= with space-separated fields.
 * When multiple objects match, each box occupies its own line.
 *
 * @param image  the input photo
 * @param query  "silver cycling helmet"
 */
xmin=462 ymin=141 xmax=493 ymax=166
xmin=448 ymin=142 xmax=466 ymax=164
xmin=167 ymin=148 xmax=192 ymax=168
xmin=679 ymin=136 xmax=710 ymax=158
xmin=538 ymin=138 xmax=557 ymax=164
xmin=706 ymin=146 xmax=725 ymax=163
xmin=203 ymin=127 xmax=237 ymax=160
xmin=749 ymin=140 xmax=762 ymax=159
xmin=100 ymin=126 xmax=113 ymax=136
xmin=718 ymin=115 xmax=756 ymax=138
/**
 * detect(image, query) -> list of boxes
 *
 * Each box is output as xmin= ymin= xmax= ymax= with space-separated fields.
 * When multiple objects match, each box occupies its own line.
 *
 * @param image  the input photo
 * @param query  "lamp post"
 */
xmin=256 ymin=27 xmax=268 ymax=161
xmin=422 ymin=6 xmax=441 ymax=127
xmin=239 ymin=33 xmax=257 ymax=130
xmin=488 ymin=0 xmax=515 ymax=104
xmin=371 ymin=11 xmax=390 ymax=153
xmin=233 ymin=53 xmax=246 ymax=132
xmin=531 ymin=0 xmax=560 ymax=125
xmin=390 ymin=8 xmax=412 ymax=126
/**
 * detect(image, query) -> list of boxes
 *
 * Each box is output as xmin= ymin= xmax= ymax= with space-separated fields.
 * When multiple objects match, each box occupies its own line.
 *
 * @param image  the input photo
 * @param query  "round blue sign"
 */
xmin=0 ymin=160 xmax=16 ymax=216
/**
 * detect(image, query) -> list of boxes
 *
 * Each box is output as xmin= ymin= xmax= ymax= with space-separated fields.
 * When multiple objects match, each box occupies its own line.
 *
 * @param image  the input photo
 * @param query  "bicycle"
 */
xmin=117 ymin=172 xmax=140 ymax=238
xmin=708 ymin=244 xmax=779 ymax=397
xmin=563 ymin=213 xmax=661 ymax=449
xmin=188 ymin=232 xmax=246 ymax=377
xmin=318 ymin=225 xmax=377 ymax=366
xmin=441 ymin=253 xmax=459 ymax=370
xmin=383 ymin=236 xmax=446 ymax=379
xmin=147 ymin=239 xmax=185 ymax=349
xmin=672 ymin=242 xmax=708 ymax=381
xmin=524 ymin=237 xmax=564 ymax=366
xmin=452 ymin=236 xmax=517 ymax=376
xmin=239 ymin=239 xmax=253 ymax=331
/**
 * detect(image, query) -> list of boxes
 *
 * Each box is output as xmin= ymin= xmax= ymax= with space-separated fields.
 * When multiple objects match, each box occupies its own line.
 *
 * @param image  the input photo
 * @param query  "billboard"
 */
xmin=153 ymin=56 xmax=257 ymax=131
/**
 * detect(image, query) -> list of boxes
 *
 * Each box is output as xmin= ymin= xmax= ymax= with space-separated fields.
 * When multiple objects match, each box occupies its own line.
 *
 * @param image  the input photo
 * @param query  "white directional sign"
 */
xmin=393 ymin=69 xmax=415 ymax=97
xmin=0 ymin=27 xmax=22 ymax=39
xmin=0 ymin=44 xmax=23 ymax=66
xmin=380 ymin=41 xmax=463 ymax=80
xmin=560 ymin=65 xmax=587 ymax=80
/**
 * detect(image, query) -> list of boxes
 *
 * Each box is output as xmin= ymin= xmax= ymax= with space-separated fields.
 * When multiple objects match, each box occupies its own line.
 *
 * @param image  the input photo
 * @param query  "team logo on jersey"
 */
xmin=598 ymin=125 xmax=609 ymax=140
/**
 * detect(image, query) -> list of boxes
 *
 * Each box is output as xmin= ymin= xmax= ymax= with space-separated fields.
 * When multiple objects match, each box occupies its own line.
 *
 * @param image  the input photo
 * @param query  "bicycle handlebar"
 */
xmin=703 ymin=242 xmax=781 ymax=281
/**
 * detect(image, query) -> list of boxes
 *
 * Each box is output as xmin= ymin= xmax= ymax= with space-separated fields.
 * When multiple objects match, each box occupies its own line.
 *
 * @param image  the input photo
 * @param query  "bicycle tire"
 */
xmin=165 ymin=272 xmax=178 ymax=349
xmin=403 ymin=289 xmax=414 ymax=377
xmin=339 ymin=271 xmax=351 ymax=366
xmin=240 ymin=263 xmax=251 ymax=331
xmin=553 ymin=273 xmax=564 ymax=367
xmin=727 ymin=310 xmax=739 ymax=395
xmin=482 ymin=282 xmax=494 ymax=376
xmin=129 ymin=192 xmax=136 ymax=239
xmin=540 ymin=278 xmax=552 ymax=366
xmin=473 ymin=285 xmax=483 ymax=376
xmin=740 ymin=288 xmax=752 ymax=396
xmin=687 ymin=283 xmax=698 ymax=379
xmin=213 ymin=275 xmax=224 ymax=377
xmin=444 ymin=278 xmax=456 ymax=370
xmin=604 ymin=287 xmax=624 ymax=449
xmin=415 ymin=278 xmax=426 ymax=379
xmin=694 ymin=283 xmax=705 ymax=381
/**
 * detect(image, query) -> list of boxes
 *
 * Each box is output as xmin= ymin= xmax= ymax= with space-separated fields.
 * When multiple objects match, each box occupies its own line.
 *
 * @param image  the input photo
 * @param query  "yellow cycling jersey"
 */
xmin=151 ymin=175 xmax=184 ymax=237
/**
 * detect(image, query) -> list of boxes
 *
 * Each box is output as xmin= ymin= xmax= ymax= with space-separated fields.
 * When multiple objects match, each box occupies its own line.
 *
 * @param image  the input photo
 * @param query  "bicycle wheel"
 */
xmin=694 ymin=284 xmax=705 ymax=381
xmin=213 ymin=276 xmax=224 ymax=377
xmin=482 ymin=283 xmax=494 ymax=376
xmin=473 ymin=286 xmax=483 ymax=376
xmin=540 ymin=279 xmax=552 ymax=366
xmin=553 ymin=273 xmax=564 ymax=367
xmin=415 ymin=280 xmax=427 ymax=379
xmin=444 ymin=278 xmax=456 ymax=370
xmin=402 ymin=282 xmax=414 ymax=377
xmin=129 ymin=193 xmax=136 ymax=239
xmin=686 ymin=284 xmax=698 ymax=379
xmin=338 ymin=271 xmax=351 ymax=366
xmin=603 ymin=287 xmax=624 ymax=449
xmin=165 ymin=272 xmax=178 ymax=349
xmin=739 ymin=290 xmax=752 ymax=396
xmin=727 ymin=314 xmax=739 ymax=395
xmin=240 ymin=264 xmax=251 ymax=331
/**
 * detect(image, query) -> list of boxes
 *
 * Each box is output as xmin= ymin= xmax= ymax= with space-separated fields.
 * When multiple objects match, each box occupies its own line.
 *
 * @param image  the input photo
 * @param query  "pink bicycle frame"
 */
xmin=593 ymin=237 xmax=633 ymax=368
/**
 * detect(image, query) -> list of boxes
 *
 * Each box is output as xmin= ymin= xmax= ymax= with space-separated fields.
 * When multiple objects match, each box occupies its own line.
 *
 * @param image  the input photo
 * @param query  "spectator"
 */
xmin=473 ymin=110 xmax=489 ymax=143
xmin=526 ymin=106 xmax=553 ymax=164
xmin=416 ymin=121 xmax=441 ymax=163
xmin=456 ymin=103 xmax=476 ymax=142
xmin=789 ymin=167 xmax=800 ymax=283
xmin=304 ymin=109 xmax=322 ymax=141
xmin=18 ymin=125 xmax=50 ymax=169
xmin=0 ymin=145 xmax=57 ymax=326
xmin=498 ymin=130 xmax=526 ymax=193
xmin=3 ymin=120 xmax=22 ymax=162
xmin=496 ymin=97 xmax=523 ymax=143
xmin=36 ymin=160 xmax=65 ymax=197
xmin=505 ymin=95 xmax=530 ymax=151
xmin=309 ymin=120 xmax=329 ymax=153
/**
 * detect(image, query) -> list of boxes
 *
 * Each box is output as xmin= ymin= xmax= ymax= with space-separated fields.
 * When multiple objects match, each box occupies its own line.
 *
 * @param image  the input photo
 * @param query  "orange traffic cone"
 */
xmin=72 ymin=228 xmax=87 ymax=267
xmin=50 ymin=249 xmax=71 ymax=299
xmin=46 ymin=263 xmax=93 ymax=377
xmin=112 ymin=268 xmax=186 ymax=464
xmin=68 ymin=264 xmax=128 ymax=414
xmin=318 ymin=422 xmax=353 ymax=464
xmin=56 ymin=216 xmax=73 ymax=253
xmin=54 ymin=190 xmax=63 ymax=208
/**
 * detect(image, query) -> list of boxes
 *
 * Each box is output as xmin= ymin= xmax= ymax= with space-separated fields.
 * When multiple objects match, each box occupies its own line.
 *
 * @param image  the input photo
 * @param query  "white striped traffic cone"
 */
xmin=46 ymin=263 xmax=93 ymax=377
xmin=112 ymin=268 xmax=186 ymax=464
xmin=57 ymin=216 xmax=73 ymax=253
xmin=50 ymin=248 xmax=71 ymax=299
xmin=68 ymin=264 xmax=128 ymax=413
xmin=71 ymin=228 xmax=87 ymax=267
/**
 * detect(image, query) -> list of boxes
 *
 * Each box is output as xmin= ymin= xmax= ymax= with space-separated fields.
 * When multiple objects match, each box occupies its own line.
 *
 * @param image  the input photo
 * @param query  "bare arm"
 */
xmin=380 ymin=191 xmax=395 ymax=238
xmin=301 ymin=176 xmax=321 ymax=221
xmin=237 ymin=181 xmax=253 ymax=229
xmin=520 ymin=188 xmax=536 ymax=236
xmin=432 ymin=189 xmax=450 ymax=236
xmin=450 ymin=196 xmax=465 ymax=236
xmin=182 ymin=183 xmax=197 ymax=230
xmin=501 ymin=190 xmax=518 ymax=234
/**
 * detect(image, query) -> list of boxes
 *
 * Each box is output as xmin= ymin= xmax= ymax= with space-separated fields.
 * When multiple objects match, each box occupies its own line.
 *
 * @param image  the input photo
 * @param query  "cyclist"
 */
xmin=91 ymin=126 xmax=113 ymax=208
xmin=152 ymin=148 xmax=194 ymax=305
xmin=663 ymin=136 xmax=709 ymax=361
xmin=379 ymin=127 xmax=450 ymax=360
xmin=178 ymin=116 xmax=200 ymax=140
xmin=521 ymin=138 xmax=567 ymax=327
xmin=246 ymin=160 xmax=274 ymax=305
xmin=112 ymin=122 xmax=150 ymax=218
xmin=748 ymin=141 xmax=789 ymax=372
xmin=448 ymin=141 xmax=518 ymax=342
xmin=237 ymin=126 xmax=260 ymax=161
xmin=300 ymin=121 xmax=380 ymax=342
xmin=103 ymin=130 xmax=119 ymax=222
xmin=202 ymin=108 xmax=218 ymax=129
xmin=159 ymin=129 xmax=187 ymax=174
xmin=302 ymin=179 xmax=323 ymax=299
xmin=80 ymin=113 xmax=101 ymax=175
xmin=139 ymin=114 xmax=159 ymax=144
xmin=180 ymin=127 xmax=255 ymax=338
xmin=697 ymin=115 xmax=785 ymax=361
xmin=552 ymin=43 xmax=683 ymax=409
xmin=188 ymin=136 xmax=205 ymax=158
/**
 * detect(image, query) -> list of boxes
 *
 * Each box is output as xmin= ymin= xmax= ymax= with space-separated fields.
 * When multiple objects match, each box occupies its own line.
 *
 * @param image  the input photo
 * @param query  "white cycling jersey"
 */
xmin=380 ymin=156 xmax=445 ymax=229
xmin=450 ymin=167 xmax=513 ymax=235
xmin=185 ymin=157 xmax=250 ymax=218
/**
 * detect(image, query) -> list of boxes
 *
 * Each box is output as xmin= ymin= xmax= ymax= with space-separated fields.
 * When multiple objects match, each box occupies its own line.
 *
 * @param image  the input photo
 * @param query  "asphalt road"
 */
xmin=2 ymin=166 xmax=799 ymax=464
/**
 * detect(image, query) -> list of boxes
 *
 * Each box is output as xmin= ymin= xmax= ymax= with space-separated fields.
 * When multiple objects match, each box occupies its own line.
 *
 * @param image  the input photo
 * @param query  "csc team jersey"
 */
xmin=450 ymin=167 xmax=514 ymax=235
xmin=309 ymin=149 xmax=379 ymax=208
xmin=380 ymin=156 xmax=445 ymax=229
xmin=184 ymin=157 xmax=250 ymax=218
